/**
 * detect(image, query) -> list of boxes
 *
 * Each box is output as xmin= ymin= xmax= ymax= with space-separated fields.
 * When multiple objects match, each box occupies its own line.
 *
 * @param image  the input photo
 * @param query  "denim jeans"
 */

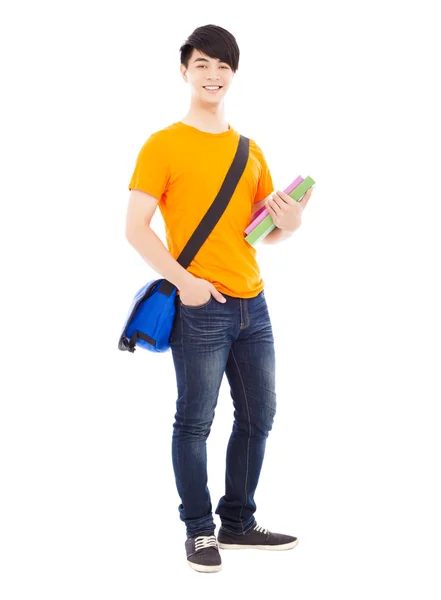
xmin=169 ymin=290 xmax=276 ymax=538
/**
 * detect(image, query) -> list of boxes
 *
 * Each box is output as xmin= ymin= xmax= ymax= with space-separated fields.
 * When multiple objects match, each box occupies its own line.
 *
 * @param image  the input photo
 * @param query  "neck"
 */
xmin=181 ymin=98 xmax=229 ymax=134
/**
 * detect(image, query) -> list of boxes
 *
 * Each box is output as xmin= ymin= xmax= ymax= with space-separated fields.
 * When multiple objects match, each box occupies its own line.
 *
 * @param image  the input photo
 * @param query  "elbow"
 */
xmin=125 ymin=222 xmax=151 ymax=245
xmin=125 ymin=225 xmax=141 ymax=246
xmin=125 ymin=226 xmax=137 ymax=245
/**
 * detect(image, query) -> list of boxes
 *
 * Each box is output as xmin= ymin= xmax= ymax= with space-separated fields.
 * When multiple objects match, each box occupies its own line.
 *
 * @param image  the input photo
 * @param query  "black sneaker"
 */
xmin=185 ymin=534 xmax=222 ymax=573
xmin=217 ymin=523 xmax=298 ymax=551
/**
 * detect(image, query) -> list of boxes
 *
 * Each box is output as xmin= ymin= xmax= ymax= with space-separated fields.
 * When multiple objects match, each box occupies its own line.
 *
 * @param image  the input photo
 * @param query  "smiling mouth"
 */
xmin=203 ymin=86 xmax=223 ymax=91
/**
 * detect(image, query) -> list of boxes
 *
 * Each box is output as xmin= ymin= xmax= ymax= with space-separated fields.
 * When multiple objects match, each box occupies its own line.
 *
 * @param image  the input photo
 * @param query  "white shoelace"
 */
xmin=254 ymin=524 xmax=269 ymax=535
xmin=194 ymin=535 xmax=218 ymax=551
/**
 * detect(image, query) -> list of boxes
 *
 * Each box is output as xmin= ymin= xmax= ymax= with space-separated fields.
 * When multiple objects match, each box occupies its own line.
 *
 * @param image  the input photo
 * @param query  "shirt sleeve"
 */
xmin=128 ymin=133 xmax=169 ymax=200
xmin=254 ymin=145 xmax=274 ymax=204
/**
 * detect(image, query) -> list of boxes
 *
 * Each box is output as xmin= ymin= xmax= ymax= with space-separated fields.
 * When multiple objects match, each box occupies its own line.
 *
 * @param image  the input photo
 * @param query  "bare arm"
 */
xmin=125 ymin=189 xmax=194 ymax=291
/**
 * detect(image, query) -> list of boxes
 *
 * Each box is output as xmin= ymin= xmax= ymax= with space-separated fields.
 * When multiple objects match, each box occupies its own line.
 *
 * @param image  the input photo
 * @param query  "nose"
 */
xmin=205 ymin=69 xmax=221 ymax=81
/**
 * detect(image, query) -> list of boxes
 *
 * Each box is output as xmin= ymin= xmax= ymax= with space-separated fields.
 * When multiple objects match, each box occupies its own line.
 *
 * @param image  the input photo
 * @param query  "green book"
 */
xmin=289 ymin=176 xmax=315 ymax=201
xmin=245 ymin=215 xmax=276 ymax=246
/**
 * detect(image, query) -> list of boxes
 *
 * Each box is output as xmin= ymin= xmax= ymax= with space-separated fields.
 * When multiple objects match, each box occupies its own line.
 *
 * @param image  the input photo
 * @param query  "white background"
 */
xmin=1 ymin=0 xmax=440 ymax=598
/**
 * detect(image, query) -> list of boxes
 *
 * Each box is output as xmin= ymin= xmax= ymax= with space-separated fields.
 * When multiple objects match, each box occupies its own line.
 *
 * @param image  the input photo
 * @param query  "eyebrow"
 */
xmin=193 ymin=57 xmax=227 ymax=65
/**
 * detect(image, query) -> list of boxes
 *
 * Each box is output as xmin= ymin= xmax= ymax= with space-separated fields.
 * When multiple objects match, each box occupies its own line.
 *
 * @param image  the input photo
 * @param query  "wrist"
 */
xmin=176 ymin=270 xmax=195 ymax=292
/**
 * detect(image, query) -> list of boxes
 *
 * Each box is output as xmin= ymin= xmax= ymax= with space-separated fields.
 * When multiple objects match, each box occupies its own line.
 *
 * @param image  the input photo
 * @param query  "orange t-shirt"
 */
xmin=128 ymin=121 xmax=274 ymax=298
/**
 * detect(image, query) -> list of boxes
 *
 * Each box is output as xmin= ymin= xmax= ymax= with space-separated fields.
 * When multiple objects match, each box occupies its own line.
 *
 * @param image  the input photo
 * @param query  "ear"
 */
xmin=180 ymin=64 xmax=187 ymax=82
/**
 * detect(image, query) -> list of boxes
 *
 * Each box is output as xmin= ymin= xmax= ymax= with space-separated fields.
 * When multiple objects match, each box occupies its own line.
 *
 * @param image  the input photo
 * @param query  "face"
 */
xmin=180 ymin=49 xmax=234 ymax=103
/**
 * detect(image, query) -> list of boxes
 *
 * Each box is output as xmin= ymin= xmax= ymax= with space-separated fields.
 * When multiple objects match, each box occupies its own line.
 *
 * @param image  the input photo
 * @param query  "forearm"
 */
xmin=261 ymin=227 xmax=294 ymax=244
xmin=126 ymin=225 xmax=194 ymax=291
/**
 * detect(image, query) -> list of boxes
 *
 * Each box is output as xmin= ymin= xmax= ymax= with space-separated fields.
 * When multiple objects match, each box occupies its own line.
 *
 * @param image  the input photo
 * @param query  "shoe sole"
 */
xmin=187 ymin=560 xmax=222 ymax=573
xmin=218 ymin=539 xmax=299 ymax=551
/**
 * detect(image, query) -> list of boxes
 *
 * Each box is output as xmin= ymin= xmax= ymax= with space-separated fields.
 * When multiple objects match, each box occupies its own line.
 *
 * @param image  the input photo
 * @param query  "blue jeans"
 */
xmin=169 ymin=290 xmax=277 ymax=538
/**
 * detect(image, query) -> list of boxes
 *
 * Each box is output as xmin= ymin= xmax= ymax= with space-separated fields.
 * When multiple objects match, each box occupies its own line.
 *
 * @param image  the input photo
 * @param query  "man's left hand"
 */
xmin=266 ymin=186 xmax=314 ymax=232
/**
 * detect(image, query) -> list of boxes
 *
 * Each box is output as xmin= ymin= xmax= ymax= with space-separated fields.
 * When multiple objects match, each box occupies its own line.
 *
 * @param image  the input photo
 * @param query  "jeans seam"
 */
xmin=175 ymin=312 xmax=187 ymax=531
xmin=180 ymin=311 xmax=188 ymax=423
xmin=230 ymin=347 xmax=251 ymax=533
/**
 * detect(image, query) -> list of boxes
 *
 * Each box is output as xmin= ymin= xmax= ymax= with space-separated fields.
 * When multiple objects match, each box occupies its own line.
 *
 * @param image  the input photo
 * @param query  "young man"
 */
xmin=125 ymin=24 xmax=313 ymax=573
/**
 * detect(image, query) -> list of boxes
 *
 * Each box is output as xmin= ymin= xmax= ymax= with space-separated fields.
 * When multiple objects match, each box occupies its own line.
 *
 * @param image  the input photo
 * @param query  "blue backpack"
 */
xmin=118 ymin=134 xmax=250 ymax=353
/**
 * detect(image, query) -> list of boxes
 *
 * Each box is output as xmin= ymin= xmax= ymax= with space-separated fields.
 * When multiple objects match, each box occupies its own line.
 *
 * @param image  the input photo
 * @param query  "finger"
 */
xmin=276 ymin=190 xmax=296 ymax=205
xmin=211 ymin=287 xmax=226 ymax=303
xmin=267 ymin=200 xmax=277 ymax=216
xmin=269 ymin=196 xmax=283 ymax=213
xmin=267 ymin=202 xmax=279 ymax=224
xmin=299 ymin=188 xmax=313 ymax=208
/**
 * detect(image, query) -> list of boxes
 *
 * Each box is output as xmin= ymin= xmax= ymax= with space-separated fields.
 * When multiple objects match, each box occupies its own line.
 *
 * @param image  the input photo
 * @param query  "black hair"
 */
xmin=180 ymin=24 xmax=240 ymax=73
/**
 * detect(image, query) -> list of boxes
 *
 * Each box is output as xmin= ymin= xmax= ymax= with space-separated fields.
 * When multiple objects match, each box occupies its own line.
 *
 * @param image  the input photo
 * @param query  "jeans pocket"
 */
xmin=180 ymin=295 xmax=213 ymax=310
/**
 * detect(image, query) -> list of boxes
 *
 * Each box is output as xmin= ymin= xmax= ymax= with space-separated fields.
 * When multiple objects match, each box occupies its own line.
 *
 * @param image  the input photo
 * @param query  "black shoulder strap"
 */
xmin=177 ymin=134 xmax=249 ymax=268
xmin=159 ymin=134 xmax=250 ymax=296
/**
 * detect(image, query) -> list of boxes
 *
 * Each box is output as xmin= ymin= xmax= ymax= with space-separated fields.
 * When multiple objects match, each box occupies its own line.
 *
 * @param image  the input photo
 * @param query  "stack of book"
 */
xmin=245 ymin=175 xmax=315 ymax=246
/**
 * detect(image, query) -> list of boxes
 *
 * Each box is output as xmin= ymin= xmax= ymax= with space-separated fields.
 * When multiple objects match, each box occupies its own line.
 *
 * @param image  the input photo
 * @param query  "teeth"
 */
xmin=204 ymin=86 xmax=220 ymax=90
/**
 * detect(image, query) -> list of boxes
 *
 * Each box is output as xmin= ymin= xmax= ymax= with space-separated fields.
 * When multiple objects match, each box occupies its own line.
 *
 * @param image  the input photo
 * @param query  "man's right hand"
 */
xmin=179 ymin=276 xmax=226 ymax=307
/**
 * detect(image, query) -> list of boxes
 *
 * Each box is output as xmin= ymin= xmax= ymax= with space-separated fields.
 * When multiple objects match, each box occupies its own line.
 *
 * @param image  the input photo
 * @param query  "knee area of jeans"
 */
xmin=250 ymin=401 xmax=277 ymax=428
xmin=173 ymin=420 xmax=214 ymax=439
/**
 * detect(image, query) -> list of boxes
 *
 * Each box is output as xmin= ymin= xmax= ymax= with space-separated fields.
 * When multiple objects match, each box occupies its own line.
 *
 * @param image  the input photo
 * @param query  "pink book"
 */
xmin=245 ymin=176 xmax=304 ymax=235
